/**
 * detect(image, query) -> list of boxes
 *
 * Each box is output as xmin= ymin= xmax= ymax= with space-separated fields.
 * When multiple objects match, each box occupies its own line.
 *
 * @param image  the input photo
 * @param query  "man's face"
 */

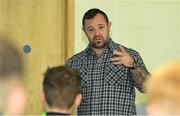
xmin=83 ymin=13 xmax=111 ymax=49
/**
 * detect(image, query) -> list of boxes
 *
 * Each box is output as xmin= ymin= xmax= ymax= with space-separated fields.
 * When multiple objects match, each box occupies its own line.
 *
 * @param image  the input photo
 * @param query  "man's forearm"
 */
xmin=131 ymin=66 xmax=150 ymax=93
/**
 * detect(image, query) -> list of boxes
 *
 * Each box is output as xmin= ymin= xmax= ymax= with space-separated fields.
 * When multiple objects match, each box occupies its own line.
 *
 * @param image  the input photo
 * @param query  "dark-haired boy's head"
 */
xmin=42 ymin=66 xmax=81 ymax=112
xmin=0 ymin=36 xmax=26 ymax=114
xmin=0 ymin=38 xmax=23 ymax=78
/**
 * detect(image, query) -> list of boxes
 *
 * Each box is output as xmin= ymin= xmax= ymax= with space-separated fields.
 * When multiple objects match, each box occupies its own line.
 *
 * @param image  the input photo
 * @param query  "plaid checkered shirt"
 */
xmin=65 ymin=39 xmax=146 ymax=115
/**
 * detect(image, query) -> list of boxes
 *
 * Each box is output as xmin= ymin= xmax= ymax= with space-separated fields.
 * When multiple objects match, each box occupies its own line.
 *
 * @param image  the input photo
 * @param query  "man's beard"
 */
xmin=90 ymin=37 xmax=109 ymax=49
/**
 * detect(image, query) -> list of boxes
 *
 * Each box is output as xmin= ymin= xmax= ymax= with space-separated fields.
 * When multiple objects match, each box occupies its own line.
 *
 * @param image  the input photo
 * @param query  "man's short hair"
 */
xmin=43 ymin=66 xmax=81 ymax=109
xmin=0 ymin=37 xmax=23 ymax=78
xmin=82 ymin=8 xmax=109 ymax=28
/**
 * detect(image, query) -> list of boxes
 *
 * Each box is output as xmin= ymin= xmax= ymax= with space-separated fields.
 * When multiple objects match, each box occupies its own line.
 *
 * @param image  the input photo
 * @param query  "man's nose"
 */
xmin=95 ymin=29 xmax=100 ymax=36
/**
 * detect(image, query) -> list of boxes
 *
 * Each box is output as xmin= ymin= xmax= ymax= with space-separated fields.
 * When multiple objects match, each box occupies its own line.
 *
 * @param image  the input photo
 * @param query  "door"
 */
xmin=0 ymin=0 xmax=66 ymax=114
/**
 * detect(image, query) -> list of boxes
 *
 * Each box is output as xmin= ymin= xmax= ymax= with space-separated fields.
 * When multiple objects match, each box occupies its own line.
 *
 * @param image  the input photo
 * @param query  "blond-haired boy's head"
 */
xmin=146 ymin=61 xmax=180 ymax=115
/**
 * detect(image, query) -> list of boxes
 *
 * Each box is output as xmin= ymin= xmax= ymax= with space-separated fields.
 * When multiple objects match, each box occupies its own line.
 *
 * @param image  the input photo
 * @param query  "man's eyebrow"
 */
xmin=86 ymin=24 xmax=105 ymax=30
xmin=97 ymin=24 xmax=104 ymax=26
xmin=87 ymin=26 xmax=93 ymax=30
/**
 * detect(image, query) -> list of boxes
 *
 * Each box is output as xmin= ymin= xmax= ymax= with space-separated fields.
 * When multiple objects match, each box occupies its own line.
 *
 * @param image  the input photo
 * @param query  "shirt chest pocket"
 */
xmin=104 ymin=64 xmax=128 ymax=86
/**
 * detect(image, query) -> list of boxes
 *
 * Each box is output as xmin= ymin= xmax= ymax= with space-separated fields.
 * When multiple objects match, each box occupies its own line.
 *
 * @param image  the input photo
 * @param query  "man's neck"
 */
xmin=46 ymin=107 xmax=70 ymax=114
xmin=93 ymin=48 xmax=105 ymax=57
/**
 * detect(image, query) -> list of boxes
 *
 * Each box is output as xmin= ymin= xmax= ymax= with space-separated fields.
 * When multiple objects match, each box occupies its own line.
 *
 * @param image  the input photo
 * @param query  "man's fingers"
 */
xmin=110 ymin=57 xmax=120 ymax=62
xmin=113 ymin=49 xmax=124 ymax=56
xmin=119 ymin=46 xmax=126 ymax=54
xmin=110 ymin=57 xmax=124 ymax=62
xmin=112 ymin=60 xmax=124 ymax=65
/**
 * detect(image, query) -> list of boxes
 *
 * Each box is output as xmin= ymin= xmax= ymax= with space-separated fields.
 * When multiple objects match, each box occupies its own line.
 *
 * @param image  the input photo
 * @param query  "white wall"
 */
xmin=75 ymin=0 xmax=180 ymax=104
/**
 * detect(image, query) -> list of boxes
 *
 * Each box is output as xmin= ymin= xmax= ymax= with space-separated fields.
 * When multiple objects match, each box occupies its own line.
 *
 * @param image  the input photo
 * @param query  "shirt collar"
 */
xmin=46 ymin=112 xmax=70 ymax=116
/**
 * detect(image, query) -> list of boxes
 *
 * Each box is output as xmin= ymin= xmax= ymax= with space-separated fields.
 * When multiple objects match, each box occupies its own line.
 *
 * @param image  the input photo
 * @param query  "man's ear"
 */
xmin=108 ymin=21 xmax=112 ymax=30
xmin=74 ymin=93 xmax=82 ymax=107
xmin=82 ymin=27 xmax=85 ymax=33
xmin=40 ymin=89 xmax=45 ymax=105
xmin=82 ymin=27 xmax=88 ymax=37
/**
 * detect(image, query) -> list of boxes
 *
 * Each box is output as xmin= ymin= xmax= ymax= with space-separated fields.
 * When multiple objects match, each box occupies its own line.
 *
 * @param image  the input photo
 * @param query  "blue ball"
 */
xmin=23 ymin=45 xmax=31 ymax=54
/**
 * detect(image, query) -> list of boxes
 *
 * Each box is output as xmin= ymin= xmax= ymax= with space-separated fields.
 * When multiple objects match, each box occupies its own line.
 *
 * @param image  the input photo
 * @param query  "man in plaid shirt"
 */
xmin=65 ymin=8 xmax=150 ymax=115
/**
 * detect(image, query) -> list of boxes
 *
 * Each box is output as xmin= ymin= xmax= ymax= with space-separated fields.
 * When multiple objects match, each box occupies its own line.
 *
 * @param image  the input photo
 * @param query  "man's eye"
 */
xmin=99 ymin=26 xmax=104 ymax=29
xmin=88 ymin=29 xmax=93 ymax=32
